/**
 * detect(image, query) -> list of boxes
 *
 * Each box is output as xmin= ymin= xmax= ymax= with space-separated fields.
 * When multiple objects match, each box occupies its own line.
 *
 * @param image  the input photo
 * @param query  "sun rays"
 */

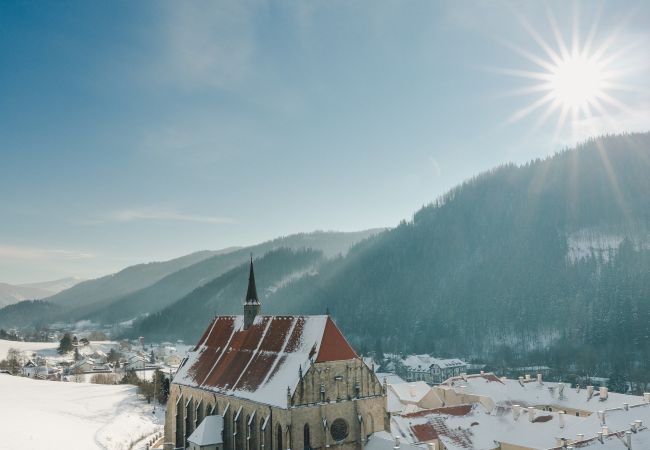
xmin=501 ymin=5 xmax=639 ymax=140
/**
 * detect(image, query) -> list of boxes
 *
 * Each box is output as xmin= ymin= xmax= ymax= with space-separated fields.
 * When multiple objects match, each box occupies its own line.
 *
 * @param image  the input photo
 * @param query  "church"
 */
xmin=164 ymin=258 xmax=387 ymax=450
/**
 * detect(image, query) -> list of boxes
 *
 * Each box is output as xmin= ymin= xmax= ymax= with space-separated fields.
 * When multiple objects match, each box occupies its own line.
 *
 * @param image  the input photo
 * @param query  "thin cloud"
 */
xmin=153 ymin=1 xmax=257 ymax=90
xmin=0 ymin=245 xmax=95 ymax=261
xmin=85 ymin=207 xmax=236 ymax=225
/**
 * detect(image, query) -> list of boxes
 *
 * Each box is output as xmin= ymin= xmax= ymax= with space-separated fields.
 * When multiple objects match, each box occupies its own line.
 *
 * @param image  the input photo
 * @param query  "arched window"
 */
xmin=277 ymin=424 xmax=283 ymax=450
xmin=303 ymin=424 xmax=311 ymax=450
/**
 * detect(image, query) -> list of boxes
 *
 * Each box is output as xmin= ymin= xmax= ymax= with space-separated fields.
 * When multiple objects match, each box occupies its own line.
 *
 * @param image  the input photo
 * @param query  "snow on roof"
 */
xmin=392 ymin=403 xmax=583 ymax=450
xmin=549 ymin=428 xmax=650 ymax=449
xmin=375 ymin=372 xmax=405 ymax=385
xmin=401 ymin=354 xmax=466 ymax=371
xmin=388 ymin=381 xmax=432 ymax=404
xmin=366 ymin=431 xmax=428 ymax=450
xmin=188 ymin=415 xmax=224 ymax=446
xmin=173 ymin=315 xmax=358 ymax=408
xmin=439 ymin=373 xmax=643 ymax=413
xmin=559 ymin=401 xmax=650 ymax=442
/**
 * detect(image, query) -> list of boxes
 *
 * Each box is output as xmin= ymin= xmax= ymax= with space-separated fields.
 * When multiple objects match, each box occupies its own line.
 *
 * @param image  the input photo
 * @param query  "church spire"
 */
xmin=245 ymin=254 xmax=259 ymax=304
xmin=244 ymin=254 xmax=261 ymax=329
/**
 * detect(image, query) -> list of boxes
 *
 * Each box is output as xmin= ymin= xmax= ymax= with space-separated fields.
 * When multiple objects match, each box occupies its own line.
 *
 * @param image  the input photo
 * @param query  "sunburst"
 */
xmin=501 ymin=6 xmax=635 ymax=137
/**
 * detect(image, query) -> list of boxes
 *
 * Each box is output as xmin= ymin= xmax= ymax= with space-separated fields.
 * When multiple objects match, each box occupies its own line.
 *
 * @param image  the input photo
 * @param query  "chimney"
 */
xmin=558 ymin=383 xmax=565 ymax=397
xmin=597 ymin=431 xmax=603 ymax=443
xmin=602 ymin=426 xmax=609 ymax=436
xmin=600 ymin=386 xmax=608 ymax=400
xmin=480 ymin=370 xmax=484 ymax=375
xmin=393 ymin=436 xmax=400 ymax=450
xmin=634 ymin=420 xmax=643 ymax=430
xmin=587 ymin=386 xmax=594 ymax=399
xmin=512 ymin=405 xmax=521 ymax=420
xmin=576 ymin=433 xmax=584 ymax=441
xmin=558 ymin=411 xmax=565 ymax=428
xmin=518 ymin=376 xmax=524 ymax=386
xmin=644 ymin=393 xmax=650 ymax=403
xmin=528 ymin=407 xmax=535 ymax=422
xmin=525 ymin=374 xmax=531 ymax=381
xmin=626 ymin=430 xmax=632 ymax=449
xmin=597 ymin=410 xmax=606 ymax=425
xmin=624 ymin=403 xmax=629 ymax=411
xmin=537 ymin=373 xmax=542 ymax=384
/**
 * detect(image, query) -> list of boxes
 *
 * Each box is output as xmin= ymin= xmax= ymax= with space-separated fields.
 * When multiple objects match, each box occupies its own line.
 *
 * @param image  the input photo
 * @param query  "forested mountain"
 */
xmin=130 ymin=133 xmax=650 ymax=381
xmin=82 ymin=230 xmax=381 ymax=323
xmin=0 ymin=230 xmax=381 ymax=327
xmin=130 ymin=248 xmax=325 ymax=342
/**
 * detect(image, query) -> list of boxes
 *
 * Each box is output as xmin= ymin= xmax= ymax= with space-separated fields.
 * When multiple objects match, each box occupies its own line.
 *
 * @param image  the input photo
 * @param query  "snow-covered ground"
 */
xmin=0 ymin=374 xmax=164 ymax=450
xmin=0 ymin=339 xmax=58 ymax=360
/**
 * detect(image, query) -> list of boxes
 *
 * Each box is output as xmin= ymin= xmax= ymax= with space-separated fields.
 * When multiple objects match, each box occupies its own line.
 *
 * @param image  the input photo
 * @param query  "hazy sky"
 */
xmin=1 ymin=1 xmax=649 ymax=283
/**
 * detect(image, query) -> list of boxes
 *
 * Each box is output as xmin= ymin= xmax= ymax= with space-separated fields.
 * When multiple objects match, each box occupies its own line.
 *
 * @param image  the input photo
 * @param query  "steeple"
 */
xmin=245 ymin=254 xmax=259 ymax=304
xmin=244 ymin=255 xmax=261 ymax=329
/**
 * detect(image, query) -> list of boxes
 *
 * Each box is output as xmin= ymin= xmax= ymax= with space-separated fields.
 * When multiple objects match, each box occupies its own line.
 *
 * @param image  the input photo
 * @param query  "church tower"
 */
xmin=243 ymin=255 xmax=261 ymax=329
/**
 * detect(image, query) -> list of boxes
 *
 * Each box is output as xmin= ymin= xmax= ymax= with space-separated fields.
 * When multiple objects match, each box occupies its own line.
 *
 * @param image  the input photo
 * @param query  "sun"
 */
xmin=500 ymin=7 xmax=634 ymax=136
xmin=549 ymin=53 xmax=605 ymax=110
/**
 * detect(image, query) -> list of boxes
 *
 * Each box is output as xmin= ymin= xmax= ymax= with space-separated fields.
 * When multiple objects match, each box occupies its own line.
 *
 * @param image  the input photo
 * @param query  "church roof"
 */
xmin=173 ymin=314 xmax=358 ymax=408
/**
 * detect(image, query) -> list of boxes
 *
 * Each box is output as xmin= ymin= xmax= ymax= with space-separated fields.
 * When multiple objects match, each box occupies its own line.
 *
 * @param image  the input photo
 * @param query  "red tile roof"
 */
xmin=174 ymin=315 xmax=358 ymax=407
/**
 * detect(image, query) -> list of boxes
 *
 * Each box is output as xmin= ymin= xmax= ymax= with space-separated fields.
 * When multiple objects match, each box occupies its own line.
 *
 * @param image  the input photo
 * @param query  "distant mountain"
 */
xmin=83 ymin=230 xmax=382 ymax=323
xmin=19 ymin=277 xmax=84 ymax=294
xmin=130 ymin=133 xmax=650 ymax=380
xmin=0 ymin=283 xmax=52 ymax=308
xmin=0 ymin=277 xmax=84 ymax=308
xmin=0 ymin=230 xmax=382 ymax=328
xmin=45 ymin=250 xmax=228 ymax=310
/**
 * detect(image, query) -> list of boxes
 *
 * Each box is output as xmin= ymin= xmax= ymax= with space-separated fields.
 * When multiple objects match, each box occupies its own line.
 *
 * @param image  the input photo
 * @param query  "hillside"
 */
xmin=0 ymin=230 xmax=381 ymax=328
xmin=133 ymin=133 xmax=650 ymax=380
xmin=45 ymin=250 xmax=225 ymax=310
xmin=130 ymin=248 xmax=325 ymax=342
xmin=81 ymin=229 xmax=381 ymax=323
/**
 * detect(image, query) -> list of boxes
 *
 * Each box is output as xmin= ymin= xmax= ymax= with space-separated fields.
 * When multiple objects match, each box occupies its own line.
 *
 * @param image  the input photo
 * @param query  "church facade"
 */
xmin=164 ymin=259 xmax=387 ymax=450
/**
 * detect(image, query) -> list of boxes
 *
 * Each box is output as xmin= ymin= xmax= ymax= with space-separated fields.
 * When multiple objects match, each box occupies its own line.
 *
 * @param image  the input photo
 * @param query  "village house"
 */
xmin=164 ymin=258 xmax=388 ymax=450
xmin=400 ymin=355 xmax=467 ymax=385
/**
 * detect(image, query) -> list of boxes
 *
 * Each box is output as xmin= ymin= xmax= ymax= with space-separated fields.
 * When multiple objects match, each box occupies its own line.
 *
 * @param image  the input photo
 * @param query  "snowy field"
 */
xmin=0 ymin=339 xmax=58 ymax=360
xmin=0 ymin=374 xmax=164 ymax=450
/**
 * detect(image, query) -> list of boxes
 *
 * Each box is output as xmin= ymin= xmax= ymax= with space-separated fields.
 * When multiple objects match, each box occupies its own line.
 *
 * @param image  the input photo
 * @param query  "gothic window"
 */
xmin=355 ymin=383 xmax=361 ymax=398
xmin=330 ymin=418 xmax=349 ymax=442
xmin=277 ymin=424 xmax=283 ymax=450
xmin=320 ymin=384 xmax=325 ymax=403
xmin=303 ymin=424 xmax=311 ymax=450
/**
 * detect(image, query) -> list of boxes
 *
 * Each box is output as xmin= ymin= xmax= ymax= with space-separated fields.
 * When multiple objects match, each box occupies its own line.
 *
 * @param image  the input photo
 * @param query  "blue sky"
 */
xmin=1 ymin=1 xmax=649 ymax=283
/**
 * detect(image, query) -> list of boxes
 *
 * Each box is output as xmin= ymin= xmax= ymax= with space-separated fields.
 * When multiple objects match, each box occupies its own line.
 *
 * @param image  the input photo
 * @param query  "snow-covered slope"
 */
xmin=0 ymin=375 xmax=163 ymax=450
xmin=0 ymin=339 xmax=58 ymax=360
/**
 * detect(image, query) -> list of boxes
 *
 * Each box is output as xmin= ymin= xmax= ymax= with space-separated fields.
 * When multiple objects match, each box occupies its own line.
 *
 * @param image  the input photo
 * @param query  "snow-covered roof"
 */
xmin=401 ymin=354 xmax=466 ymax=371
xmin=558 ymin=401 xmax=650 ymax=444
xmin=375 ymin=372 xmax=405 ymax=385
xmin=188 ymin=415 xmax=224 ymax=446
xmin=366 ymin=431 xmax=427 ymax=450
xmin=439 ymin=373 xmax=643 ymax=413
xmin=389 ymin=381 xmax=433 ymax=404
xmin=173 ymin=315 xmax=358 ymax=408
xmin=392 ymin=403 xmax=583 ymax=450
